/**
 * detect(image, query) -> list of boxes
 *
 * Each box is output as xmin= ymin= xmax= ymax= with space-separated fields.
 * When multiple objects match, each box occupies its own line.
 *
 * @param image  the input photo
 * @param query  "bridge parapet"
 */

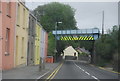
xmin=52 ymin=28 xmax=100 ymax=40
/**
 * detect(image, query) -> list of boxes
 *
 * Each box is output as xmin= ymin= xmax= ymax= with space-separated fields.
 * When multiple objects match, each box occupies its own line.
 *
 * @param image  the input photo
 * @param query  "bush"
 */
xmin=96 ymin=59 xmax=107 ymax=67
xmin=95 ymin=25 xmax=119 ymax=67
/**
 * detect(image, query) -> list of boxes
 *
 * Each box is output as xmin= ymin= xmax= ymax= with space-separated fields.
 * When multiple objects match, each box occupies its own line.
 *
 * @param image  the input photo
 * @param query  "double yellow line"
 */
xmin=99 ymin=67 xmax=120 ymax=74
xmin=46 ymin=62 xmax=63 ymax=81
xmin=90 ymin=64 xmax=120 ymax=74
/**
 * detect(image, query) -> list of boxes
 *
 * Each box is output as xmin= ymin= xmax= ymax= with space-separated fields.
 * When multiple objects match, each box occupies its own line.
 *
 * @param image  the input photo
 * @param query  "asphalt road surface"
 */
xmin=44 ymin=60 xmax=119 ymax=81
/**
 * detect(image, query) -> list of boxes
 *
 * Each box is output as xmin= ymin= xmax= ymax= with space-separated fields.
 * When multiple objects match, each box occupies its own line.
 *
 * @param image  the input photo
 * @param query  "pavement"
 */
xmin=2 ymin=62 xmax=60 ymax=80
xmin=42 ymin=60 xmax=119 ymax=81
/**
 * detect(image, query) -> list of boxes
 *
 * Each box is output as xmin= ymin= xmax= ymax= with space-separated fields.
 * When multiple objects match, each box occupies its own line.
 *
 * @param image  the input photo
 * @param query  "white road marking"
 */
xmin=74 ymin=62 xmax=78 ymax=67
xmin=79 ymin=67 xmax=82 ymax=69
xmin=74 ymin=62 xmax=84 ymax=71
xmin=92 ymin=75 xmax=98 ymax=80
xmin=74 ymin=62 xmax=100 ymax=81
xmin=81 ymin=69 xmax=85 ymax=71
xmin=74 ymin=62 xmax=82 ymax=69
xmin=85 ymin=71 xmax=90 ymax=75
xmin=36 ymin=71 xmax=50 ymax=79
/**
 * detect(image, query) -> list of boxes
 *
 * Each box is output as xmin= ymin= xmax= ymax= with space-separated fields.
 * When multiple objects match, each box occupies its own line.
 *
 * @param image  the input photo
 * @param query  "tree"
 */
xmin=47 ymin=32 xmax=55 ymax=56
xmin=118 ymin=26 xmax=120 ymax=72
xmin=33 ymin=2 xmax=77 ymax=32
xmin=94 ymin=25 xmax=119 ymax=68
xmin=33 ymin=2 xmax=77 ymax=57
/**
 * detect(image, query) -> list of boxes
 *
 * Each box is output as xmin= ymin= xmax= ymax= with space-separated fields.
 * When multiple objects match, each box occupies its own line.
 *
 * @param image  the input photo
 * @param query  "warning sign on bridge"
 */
xmin=52 ymin=28 xmax=100 ymax=41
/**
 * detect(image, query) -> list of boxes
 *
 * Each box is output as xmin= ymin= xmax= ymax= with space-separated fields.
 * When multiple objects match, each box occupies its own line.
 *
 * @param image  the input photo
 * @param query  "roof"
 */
xmin=75 ymin=47 xmax=90 ymax=54
xmin=64 ymin=46 xmax=78 ymax=53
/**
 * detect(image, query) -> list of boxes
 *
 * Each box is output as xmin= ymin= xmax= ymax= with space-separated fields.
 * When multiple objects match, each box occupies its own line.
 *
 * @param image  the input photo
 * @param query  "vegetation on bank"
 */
xmin=95 ymin=25 xmax=119 ymax=72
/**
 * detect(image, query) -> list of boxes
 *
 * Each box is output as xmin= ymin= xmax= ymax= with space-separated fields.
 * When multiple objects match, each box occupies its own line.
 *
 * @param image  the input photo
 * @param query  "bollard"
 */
xmin=39 ymin=57 xmax=45 ymax=71
xmin=42 ymin=58 xmax=45 ymax=69
xmin=39 ymin=57 xmax=42 ymax=71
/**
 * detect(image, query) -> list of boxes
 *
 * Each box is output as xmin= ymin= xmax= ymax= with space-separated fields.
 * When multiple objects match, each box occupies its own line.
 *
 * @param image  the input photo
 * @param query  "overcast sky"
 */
xmin=26 ymin=1 xmax=118 ymax=32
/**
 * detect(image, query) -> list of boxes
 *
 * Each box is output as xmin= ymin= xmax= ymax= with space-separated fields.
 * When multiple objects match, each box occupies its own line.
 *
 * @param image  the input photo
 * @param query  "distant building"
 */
xmin=15 ymin=2 xmax=29 ymax=67
xmin=75 ymin=47 xmax=90 ymax=54
xmin=27 ymin=13 xmax=36 ymax=65
xmin=75 ymin=47 xmax=91 ymax=62
xmin=0 ymin=1 xmax=17 ymax=70
xmin=63 ymin=46 xmax=78 ymax=60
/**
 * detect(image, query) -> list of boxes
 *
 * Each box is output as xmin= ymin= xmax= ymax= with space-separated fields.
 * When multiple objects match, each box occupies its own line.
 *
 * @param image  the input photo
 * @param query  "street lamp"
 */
xmin=55 ymin=21 xmax=62 ymax=62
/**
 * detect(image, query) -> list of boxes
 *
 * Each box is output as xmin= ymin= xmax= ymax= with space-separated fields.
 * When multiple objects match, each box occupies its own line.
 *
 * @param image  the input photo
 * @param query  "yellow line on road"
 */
xmin=46 ymin=62 xmax=63 ymax=80
xmin=99 ymin=67 xmax=120 ymax=74
xmin=50 ymin=63 xmax=63 ymax=79
xmin=46 ymin=65 xmax=60 ymax=79
xmin=90 ymin=64 xmax=120 ymax=74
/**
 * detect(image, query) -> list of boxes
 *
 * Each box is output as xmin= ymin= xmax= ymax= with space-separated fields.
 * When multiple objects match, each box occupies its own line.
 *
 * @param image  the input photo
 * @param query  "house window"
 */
xmin=5 ymin=28 xmax=10 ymax=55
xmin=6 ymin=0 xmax=11 ymax=17
xmin=21 ymin=37 xmax=24 ymax=59
xmin=0 ymin=0 xmax=1 ymax=13
xmin=28 ymin=17 xmax=30 ymax=35
xmin=23 ymin=8 xmax=25 ymax=29
xmin=16 ymin=36 xmax=18 ymax=58
xmin=32 ymin=19 xmax=34 ymax=36
xmin=17 ymin=3 xmax=20 ymax=26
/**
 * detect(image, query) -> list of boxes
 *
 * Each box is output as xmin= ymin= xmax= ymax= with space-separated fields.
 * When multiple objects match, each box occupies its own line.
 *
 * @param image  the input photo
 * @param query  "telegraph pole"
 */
xmin=92 ymin=11 xmax=104 ymax=64
xmin=102 ymin=11 xmax=104 ymax=35
xmin=54 ymin=22 xmax=62 ymax=62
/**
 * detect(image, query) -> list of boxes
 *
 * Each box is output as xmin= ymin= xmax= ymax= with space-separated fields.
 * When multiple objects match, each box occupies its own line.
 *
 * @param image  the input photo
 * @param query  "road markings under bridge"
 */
xmin=73 ymin=62 xmax=100 ymax=81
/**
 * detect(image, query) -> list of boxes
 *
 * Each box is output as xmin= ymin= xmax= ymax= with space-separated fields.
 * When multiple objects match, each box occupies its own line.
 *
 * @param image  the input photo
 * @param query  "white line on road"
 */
xmin=81 ymin=69 xmax=85 ymax=71
xmin=91 ymin=75 xmax=98 ymax=80
xmin=74 ymin=62 xmax=78 ymax=67
xmin=74 ymin=62 xmax=82 ymax=69
xmin=74 ymin=62 xmax=100 ymax=81
xmin=36 ymin=71 xmax=50 ymax=79
xmin=85 ymin=71 xmax=90 ymax=75
xmin=79 ymin=67 xmax=82 ymax=69
xmin=74 ymin=62 xmax=84 ymax=71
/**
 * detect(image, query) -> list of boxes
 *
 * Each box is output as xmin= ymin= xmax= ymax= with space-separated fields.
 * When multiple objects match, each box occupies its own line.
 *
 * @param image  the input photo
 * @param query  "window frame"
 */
xmin=5 ymin=28 xmax=10 ymax=56
xmin=23 ymin=8 xmax=25 ymax=29
xmin=0 ymin=0 xmax=2 ymax=13
xmin=17 ymin=3 xmax=20 ymax=26
xmin=6 ymin=0 xmax=11 ymax=18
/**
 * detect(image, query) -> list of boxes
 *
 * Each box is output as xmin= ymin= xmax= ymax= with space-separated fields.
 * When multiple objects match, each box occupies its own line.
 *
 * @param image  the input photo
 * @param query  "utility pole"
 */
xmin=92 ymin=11 xmax=104 ymax=64
xmin=54 ymin=22 xmax=62 ymax=62
xmin=102 ymin=11 xmax=104 ymax=35
xmin=55 ymin=22 xmax=57 ymax=53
